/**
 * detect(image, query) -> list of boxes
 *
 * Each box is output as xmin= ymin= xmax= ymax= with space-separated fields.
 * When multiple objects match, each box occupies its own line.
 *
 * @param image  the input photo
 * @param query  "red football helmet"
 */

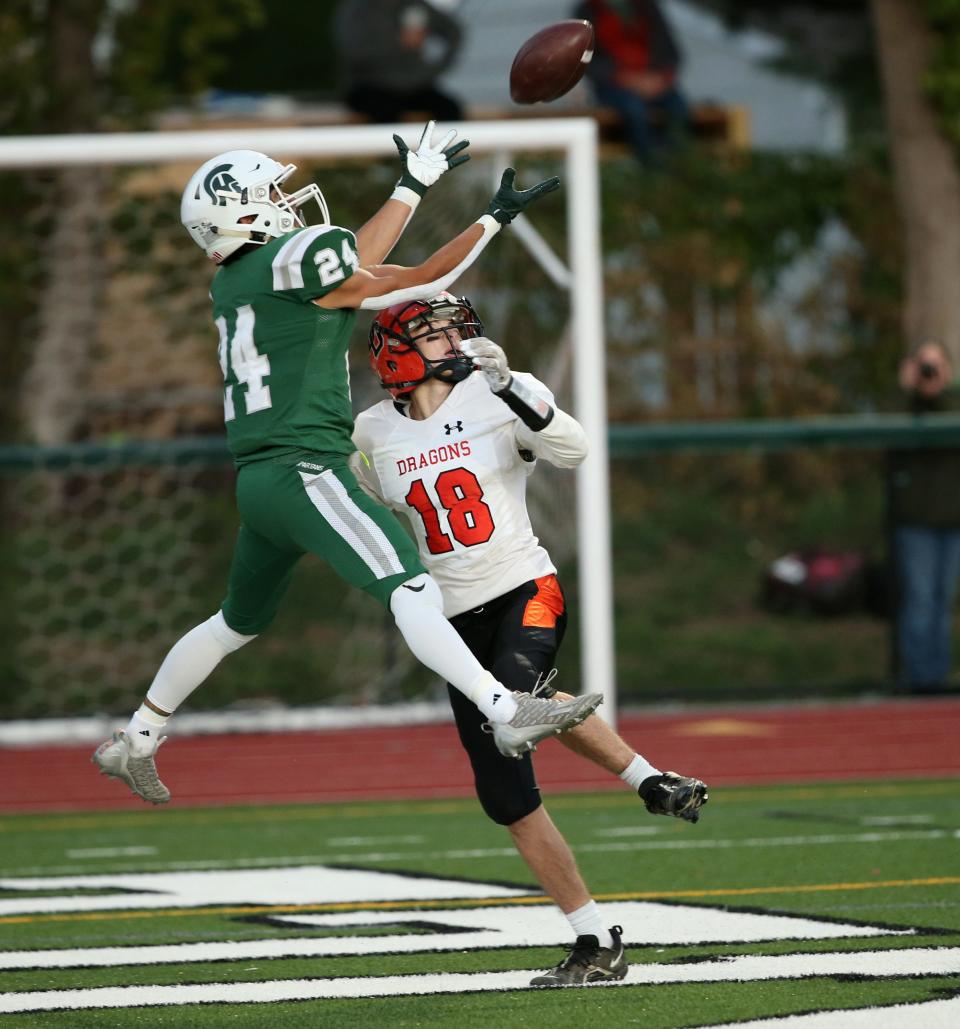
xmin=369 ymin=293 xmax=483 ymax=399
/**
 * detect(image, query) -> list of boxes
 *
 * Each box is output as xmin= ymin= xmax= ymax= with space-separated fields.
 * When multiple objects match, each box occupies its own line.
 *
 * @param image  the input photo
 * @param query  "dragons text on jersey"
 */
xmin=211 ymin=226 xmax=360 ymax=464
xmin=395 ymin=439 xmax=473 ymax=476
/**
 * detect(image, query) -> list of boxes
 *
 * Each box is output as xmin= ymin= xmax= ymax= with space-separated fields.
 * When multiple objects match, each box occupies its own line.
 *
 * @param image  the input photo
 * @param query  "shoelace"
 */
xmin=560 ymin=938 xmax=602 ymax=970
xmin=531 ymin=667 xmax=559 ymax=697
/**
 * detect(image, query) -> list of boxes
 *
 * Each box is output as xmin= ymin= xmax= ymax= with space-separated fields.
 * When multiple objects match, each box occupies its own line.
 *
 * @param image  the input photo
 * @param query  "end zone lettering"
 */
xmin=396 ymin=440 xmax=472 ymax=476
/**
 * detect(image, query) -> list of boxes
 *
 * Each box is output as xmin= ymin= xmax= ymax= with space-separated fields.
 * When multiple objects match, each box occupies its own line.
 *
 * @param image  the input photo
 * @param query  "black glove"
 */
xmin=394 ymin=121 xmax=471 ymax=198
xmin=486 ymin=168 xmax=561 ymax=226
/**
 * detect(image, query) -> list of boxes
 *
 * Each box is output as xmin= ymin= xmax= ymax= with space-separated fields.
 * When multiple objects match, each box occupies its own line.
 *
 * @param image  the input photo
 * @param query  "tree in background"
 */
xmin=0 ymin=0 xmax=266 ymax=136
xmin=873 ymin=0 xmax=960 ymax=361
xmin=0 ymin=0 xmax=263 ymax=443
xmin=5 ymin=1 xmax=960 ymax=432
xmin=703 ymin=0 xmax=960 ymax=366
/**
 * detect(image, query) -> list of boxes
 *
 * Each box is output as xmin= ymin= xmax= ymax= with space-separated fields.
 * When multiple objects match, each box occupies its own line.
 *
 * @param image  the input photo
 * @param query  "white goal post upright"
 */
xmin=0 ymin=119 xmax=616 ymax=725
xmin=565 ymin=124 xmax=616 ymax=728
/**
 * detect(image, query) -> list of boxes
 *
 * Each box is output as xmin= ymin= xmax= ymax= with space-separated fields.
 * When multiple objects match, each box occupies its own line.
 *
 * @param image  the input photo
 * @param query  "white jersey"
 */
xmin=351 ymin=371 xmax=587 ymax=617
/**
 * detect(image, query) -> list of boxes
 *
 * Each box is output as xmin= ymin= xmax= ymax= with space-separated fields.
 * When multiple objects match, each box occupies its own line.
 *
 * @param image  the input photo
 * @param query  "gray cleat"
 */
xmin=92 ymin=730 xmax=170 ymax=805
xmin=639 ymin=771 xmax=709 ymax=823
xmin=488 ymin=690 xmax=603 ymax=759
xmin=530 ymin=924 xmax=628 ymax=987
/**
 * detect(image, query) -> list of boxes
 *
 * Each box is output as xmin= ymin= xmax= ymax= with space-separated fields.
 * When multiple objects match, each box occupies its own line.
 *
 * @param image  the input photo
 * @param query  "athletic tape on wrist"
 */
xmin=494 ymin=376 xmax=555 ymax=431
xmin=390 ymin=184 xmax=423 ymax=209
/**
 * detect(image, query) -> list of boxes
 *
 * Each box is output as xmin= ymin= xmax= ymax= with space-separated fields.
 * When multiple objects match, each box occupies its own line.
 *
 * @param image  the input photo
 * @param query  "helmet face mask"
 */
xmin=180 ymin=150 xmax=330 ymax=263
xmin=369 ymin=294 xmax=484 ymax=400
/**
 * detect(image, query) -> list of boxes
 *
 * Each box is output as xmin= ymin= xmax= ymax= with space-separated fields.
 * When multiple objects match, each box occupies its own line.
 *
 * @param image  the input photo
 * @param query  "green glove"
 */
xmin=394 ymin=120 xmax=471 ymax=198
xmin=486 ymin=168 xmax=561 ymax=226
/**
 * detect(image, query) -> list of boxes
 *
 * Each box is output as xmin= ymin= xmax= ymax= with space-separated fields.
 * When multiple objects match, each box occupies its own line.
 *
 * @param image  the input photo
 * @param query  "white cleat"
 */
xmin=488 ymin=691 xmax=603 ymax=759
xmin=91 ymin=730 xmax=170 ymax=805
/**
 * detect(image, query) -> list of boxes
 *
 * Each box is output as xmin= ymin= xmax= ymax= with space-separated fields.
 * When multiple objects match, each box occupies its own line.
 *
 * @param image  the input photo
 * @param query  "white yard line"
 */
xmin=0 ymin=901 xmax=903 ymax=968
xmin=593 ymin=826 xmax=663 ymax=836
xmin=65 ymin=847 xmax=157 ymax=859
xmin=326 ymin=835 xmax=425 ymax=847
xmin=0 ymin=947 xmax=957 ymax=1012
xmin=695 ymin=996 xmax=960 ymax=1028
xmin=861 ymin=815 xmax=934 ymax=826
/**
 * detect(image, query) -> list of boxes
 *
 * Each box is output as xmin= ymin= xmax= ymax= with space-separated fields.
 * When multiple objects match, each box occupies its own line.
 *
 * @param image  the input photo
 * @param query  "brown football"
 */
xmin=509 ymin=20 xmax=595 ymax=105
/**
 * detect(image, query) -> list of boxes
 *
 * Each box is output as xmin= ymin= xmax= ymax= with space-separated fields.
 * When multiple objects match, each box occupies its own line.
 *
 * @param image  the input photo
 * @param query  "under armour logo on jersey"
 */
xmin=139 ymin=730 xmax=152 ymax=737
xmin=444 ymin=421 xmax=464 ymax=435
xmin=202 ymin=164 xmax=242 ymax=206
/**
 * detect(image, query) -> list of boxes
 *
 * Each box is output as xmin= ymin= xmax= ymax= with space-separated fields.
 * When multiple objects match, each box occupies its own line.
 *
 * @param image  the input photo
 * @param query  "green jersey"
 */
xmin=210 ymin=225 xmax=361 ymax=464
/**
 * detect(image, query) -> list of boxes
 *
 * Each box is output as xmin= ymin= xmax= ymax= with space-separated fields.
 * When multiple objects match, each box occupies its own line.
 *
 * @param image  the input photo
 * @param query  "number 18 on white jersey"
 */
xmin=351 ymin=372 xmax=577 ymax=618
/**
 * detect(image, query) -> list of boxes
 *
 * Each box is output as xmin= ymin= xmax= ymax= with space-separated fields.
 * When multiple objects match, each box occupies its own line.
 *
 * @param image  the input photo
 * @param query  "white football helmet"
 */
xmin=180 ymin=150 xmax=330 ymax=263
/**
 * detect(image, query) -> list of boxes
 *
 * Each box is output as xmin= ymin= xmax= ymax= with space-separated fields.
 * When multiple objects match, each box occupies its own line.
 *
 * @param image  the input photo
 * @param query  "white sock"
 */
xmin=391 ymin=576 xmax=517 ymax=722
xmin=124 ymin=705 xmax=168 ymax=756
xmin=464 ymin=670 xmax=517 ymax=723
xmin=619 ymin=754 xmax=662 ymax=791
xmin=565 ymin=900 xmax=613 ymax=949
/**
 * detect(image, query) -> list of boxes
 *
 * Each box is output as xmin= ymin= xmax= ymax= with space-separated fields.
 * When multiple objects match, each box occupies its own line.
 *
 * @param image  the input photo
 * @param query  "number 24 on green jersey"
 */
xmin=214 ymin=236 xmax=359 ymax=422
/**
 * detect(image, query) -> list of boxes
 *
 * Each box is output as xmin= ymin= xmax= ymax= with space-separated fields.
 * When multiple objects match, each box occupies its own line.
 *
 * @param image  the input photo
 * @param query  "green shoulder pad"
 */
xmin=268 ymin=226 xmax=360 ymax=301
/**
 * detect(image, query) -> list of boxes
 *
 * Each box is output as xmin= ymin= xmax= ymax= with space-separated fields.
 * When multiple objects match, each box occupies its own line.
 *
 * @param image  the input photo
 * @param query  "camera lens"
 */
xmin=919 ymin=362 xmax=938 ymax=379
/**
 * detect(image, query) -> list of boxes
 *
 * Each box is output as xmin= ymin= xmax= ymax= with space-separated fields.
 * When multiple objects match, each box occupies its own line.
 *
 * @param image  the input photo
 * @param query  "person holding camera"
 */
xmin=335 ymin=1 xmax=464 ymax=124
xmin=571 ymin=0 xmax=689 ymax=165
xmin=888 ymin=340 xmax=960 ymax=693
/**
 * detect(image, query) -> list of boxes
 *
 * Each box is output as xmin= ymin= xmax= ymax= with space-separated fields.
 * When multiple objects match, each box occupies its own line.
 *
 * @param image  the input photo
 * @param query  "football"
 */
xmin=509 ymin=20 xmax=595 ymax=105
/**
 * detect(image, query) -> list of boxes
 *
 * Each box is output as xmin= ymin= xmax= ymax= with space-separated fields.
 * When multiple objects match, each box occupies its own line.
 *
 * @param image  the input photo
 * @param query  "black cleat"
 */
xmin=639 ymin=771 xmax=709 ymax=823
xmin=530 ymin=924 xmax=628 ymax=987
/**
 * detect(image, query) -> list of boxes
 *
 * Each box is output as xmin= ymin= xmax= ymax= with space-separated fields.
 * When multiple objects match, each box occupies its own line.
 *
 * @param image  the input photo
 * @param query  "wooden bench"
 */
xmin=468 ymin=102 xmax=751 ymax=151
xmin=160 ymin=100 xmax=751 ymax=151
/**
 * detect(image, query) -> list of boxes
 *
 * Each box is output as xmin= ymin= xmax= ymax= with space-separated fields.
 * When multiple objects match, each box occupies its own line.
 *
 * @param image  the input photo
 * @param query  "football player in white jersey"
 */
xmin=351 ymin=294 xmax=709 ymax=987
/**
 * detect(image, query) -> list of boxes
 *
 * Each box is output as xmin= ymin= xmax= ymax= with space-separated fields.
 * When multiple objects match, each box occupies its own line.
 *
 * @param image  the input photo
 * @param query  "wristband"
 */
xmin=476 ymin=213 xmax=501 ymax=236
xmin=494 ymin=376 xmax=555 ymax=431
xmin=390 ymin=184 xmax=423 ymax=209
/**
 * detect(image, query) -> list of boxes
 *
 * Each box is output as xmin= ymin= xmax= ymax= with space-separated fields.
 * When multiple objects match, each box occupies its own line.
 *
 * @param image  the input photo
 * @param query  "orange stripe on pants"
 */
xmin=521 ymin=574 xmax=565 ymax=628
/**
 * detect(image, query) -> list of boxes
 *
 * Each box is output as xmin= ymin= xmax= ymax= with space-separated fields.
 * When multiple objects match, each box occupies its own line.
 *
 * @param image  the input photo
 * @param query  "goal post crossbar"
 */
xmin=0 ymin=119 xmax=600 ymax=166
xmin=0 ymin=118 xmax=616 ymax=726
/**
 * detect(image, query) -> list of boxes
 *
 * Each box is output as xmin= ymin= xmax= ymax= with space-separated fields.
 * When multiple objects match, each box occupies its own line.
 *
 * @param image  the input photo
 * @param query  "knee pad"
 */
xmin=476 ymin=768 xmax=542 ymax=826
xmin=210 ymin=610 xmax=257 ymax=653
xmin=448 ymin=683 xmax=543 ymax=826
xmin=389 ymin=573 xmax=444 ymax=621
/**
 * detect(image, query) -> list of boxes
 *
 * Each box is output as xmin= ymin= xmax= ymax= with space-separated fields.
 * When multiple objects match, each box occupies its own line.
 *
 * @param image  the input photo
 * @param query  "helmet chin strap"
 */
xmin=425 ymin=354 xmax=473 ymax=386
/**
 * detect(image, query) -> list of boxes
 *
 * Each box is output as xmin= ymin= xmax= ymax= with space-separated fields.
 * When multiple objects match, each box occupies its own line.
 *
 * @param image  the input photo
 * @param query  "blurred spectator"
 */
xmin=888 ymin=340 xmax=960 ymax=693
xmin=573 ymin=0 xmax=688 ymax=164
xmin=335 ymin=1 xmax=464 ymax=124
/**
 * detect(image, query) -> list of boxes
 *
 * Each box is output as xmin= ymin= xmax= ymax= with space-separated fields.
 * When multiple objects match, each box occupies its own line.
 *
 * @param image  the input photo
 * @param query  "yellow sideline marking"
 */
xmin=2 ymin=876 xmax=958 ymax=926
xmin=0 ymin=801 xmax=483 ymax=834
xmin=673 ymin=719 xmax=778 ymax=737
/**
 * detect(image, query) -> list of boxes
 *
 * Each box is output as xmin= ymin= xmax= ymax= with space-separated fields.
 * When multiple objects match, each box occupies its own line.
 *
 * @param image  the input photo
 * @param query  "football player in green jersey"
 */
xmin=93 ymin=122 xmax=602 ymax=804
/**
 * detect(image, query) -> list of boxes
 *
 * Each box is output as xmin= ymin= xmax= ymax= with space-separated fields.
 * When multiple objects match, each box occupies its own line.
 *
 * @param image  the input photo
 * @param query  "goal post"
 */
xmin=0 ymin=119 xmax=616 ymax=726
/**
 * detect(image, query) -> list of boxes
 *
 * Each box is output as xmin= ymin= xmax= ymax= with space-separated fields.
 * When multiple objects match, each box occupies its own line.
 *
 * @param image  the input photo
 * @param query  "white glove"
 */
xmin=460 ymin=337 xmax=511 ymax=391
xmin=394 ymin=121 xmax=471 ymax=197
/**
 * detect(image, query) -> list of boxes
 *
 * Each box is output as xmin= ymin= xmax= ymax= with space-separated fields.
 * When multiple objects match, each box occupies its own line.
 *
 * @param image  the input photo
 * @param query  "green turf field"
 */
xmin=1 ymin=779 xmax=958 ymax=1026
